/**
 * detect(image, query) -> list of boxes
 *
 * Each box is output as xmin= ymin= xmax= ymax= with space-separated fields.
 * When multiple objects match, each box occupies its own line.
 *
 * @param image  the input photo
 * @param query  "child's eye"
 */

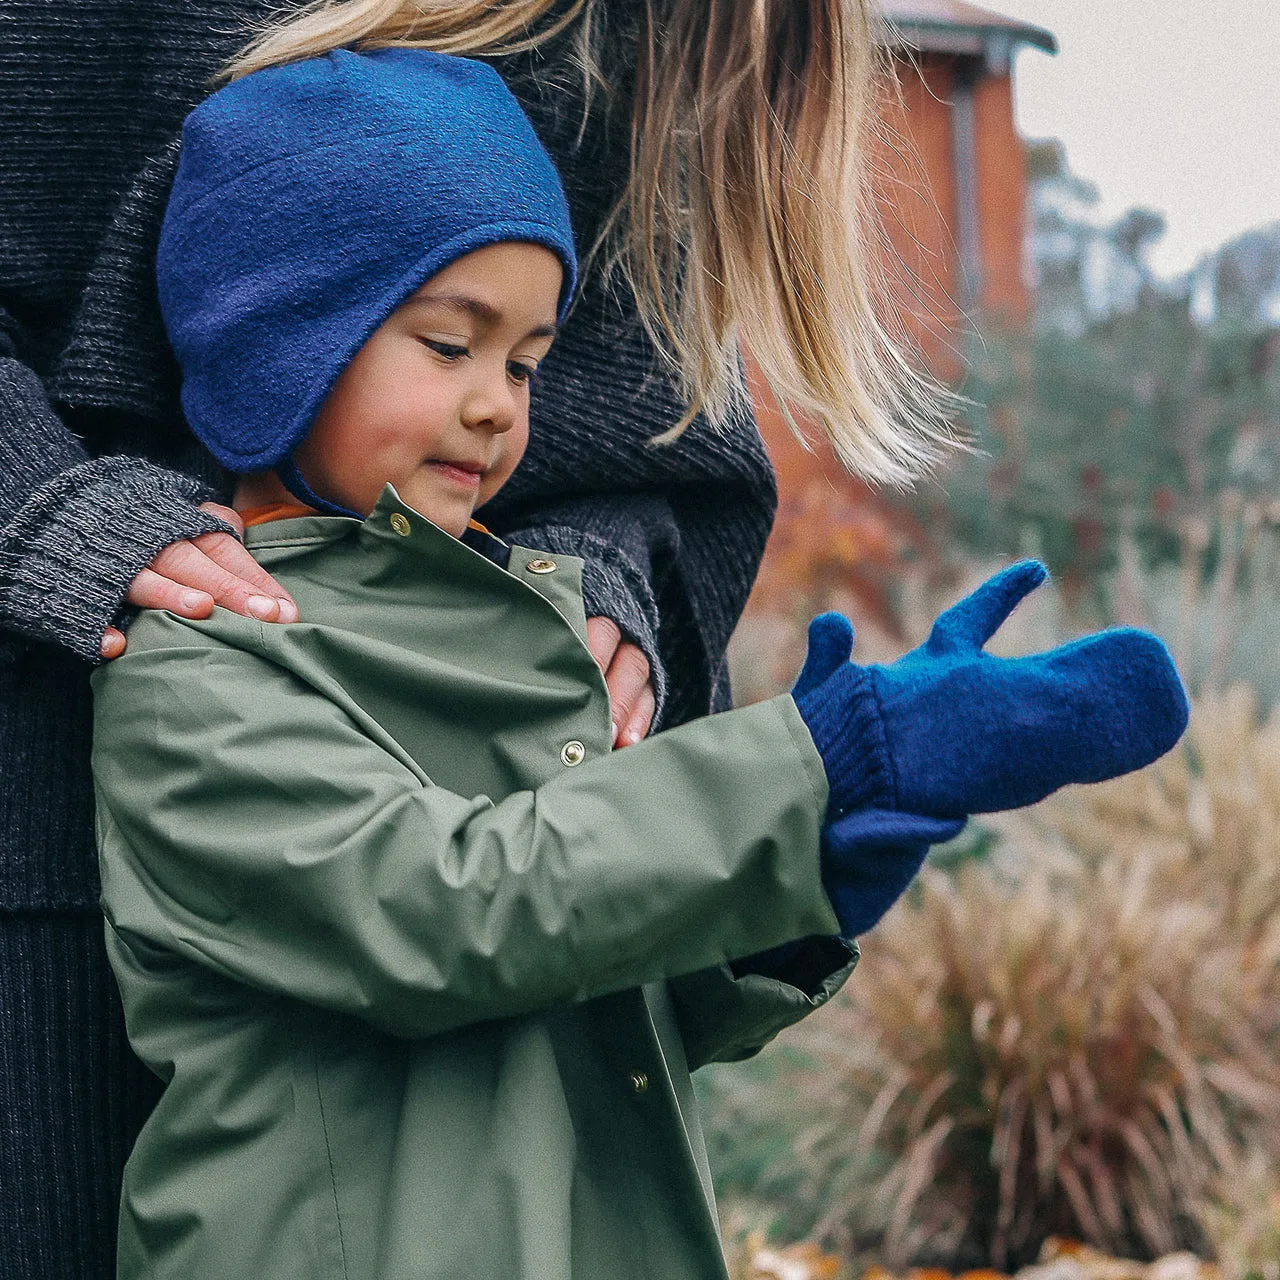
xmin=507 ymin=361 xmax=539 ymax=386
xmin=422 ymin=339 xmax=469 ymax=360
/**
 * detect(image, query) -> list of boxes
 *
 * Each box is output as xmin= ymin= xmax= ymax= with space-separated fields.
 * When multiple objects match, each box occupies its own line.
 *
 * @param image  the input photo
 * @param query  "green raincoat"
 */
xmin=92 ymin=487 xmax=856 ymax=1280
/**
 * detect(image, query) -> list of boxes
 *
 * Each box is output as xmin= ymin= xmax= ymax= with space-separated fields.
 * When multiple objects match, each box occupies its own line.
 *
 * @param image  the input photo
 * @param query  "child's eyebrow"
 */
xmin=406 ymin=293 xmax=558 ymax=340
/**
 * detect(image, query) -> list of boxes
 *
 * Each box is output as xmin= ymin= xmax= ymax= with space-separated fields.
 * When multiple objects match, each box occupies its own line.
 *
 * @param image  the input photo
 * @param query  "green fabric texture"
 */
xmin=92 ymin=487 xmax=852 ymax=1280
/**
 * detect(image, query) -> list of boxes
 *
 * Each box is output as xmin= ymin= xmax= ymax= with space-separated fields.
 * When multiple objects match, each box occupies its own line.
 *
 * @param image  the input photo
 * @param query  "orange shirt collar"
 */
xmin=239 ymin=503 xmax=493 ymax=537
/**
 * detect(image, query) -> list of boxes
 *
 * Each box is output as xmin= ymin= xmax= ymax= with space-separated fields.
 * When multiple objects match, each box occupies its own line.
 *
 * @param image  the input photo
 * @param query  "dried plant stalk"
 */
xmin=712 ymin=694 xmax=1280 ymax=1271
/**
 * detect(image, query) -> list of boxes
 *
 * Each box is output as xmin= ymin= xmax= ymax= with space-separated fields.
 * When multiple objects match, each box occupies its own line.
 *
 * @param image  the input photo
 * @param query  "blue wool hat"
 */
xmin=158 ymin=48 xmax=578 ymax=488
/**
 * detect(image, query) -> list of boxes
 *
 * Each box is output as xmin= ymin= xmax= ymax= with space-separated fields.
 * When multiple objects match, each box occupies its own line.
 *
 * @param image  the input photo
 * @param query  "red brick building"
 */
xmin=742 ymin=1 xmax=1055 ymax=637
xmin=876 ymin=0 xmax=1055 ymax=357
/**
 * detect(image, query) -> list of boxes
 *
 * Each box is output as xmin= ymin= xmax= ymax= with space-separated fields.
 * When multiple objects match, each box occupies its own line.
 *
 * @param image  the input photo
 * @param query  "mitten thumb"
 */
xmin=793 ymin=612 xmax=855 ymax=700
xmin=926 ymin=560 xmax=1048 ymax=655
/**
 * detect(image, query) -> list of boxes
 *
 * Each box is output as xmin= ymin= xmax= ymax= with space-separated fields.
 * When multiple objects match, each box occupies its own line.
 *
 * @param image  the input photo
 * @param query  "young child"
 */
xmin=91 ymin=49 xmax=1190 ymax=1280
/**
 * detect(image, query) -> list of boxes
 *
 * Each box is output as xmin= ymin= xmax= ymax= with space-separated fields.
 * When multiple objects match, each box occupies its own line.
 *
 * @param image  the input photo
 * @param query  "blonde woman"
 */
xmin=0 ymin=1 xmax=950 ymax=1275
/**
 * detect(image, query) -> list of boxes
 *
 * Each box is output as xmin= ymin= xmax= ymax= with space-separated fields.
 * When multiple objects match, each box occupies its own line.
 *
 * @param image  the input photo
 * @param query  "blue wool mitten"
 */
xmin=794 ymin=560 xmax=1190 ymax=820
xmin=820 ymin=808 xmax=964 ymax=938
xmin=793 ymin=622 xmax=964 ymax=936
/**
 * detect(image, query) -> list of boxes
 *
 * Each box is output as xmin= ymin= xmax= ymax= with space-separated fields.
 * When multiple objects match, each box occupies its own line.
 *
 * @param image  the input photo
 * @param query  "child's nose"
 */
xmin=461 ymin=369 xmax=519 ymax=433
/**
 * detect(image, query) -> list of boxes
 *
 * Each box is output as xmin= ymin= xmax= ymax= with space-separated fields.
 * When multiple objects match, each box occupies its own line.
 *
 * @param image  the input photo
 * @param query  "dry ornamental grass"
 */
xmin=708 ymin=691 xmax=1280 ymax=1275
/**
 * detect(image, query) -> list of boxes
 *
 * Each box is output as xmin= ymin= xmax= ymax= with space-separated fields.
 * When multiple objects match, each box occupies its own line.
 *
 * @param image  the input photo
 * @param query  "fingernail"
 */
xmin=247 ymin=595 xmax=278 ymax=620
xmin=277 ymin=598 xmax=299 ymax=623
xmin=610 ymin=721 xmax=619 ymax=745
xmin=181 ymin=589 xmax=210 ymax=612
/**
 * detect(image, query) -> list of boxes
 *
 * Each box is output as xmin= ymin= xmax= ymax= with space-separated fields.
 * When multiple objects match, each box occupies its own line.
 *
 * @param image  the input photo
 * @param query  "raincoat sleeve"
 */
xmin=668 ymin=936 xmax=858 ymax=1070
xmin=92 ymin=621 xmax=840 ymax=1041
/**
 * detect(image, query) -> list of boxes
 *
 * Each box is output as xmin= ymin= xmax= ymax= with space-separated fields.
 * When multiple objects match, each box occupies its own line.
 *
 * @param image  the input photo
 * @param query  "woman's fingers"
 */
xmin=99 ymin=626 xmax=127 ymax=660
xmin=585 ymin=618 xmax=654 ymax=745
xmin=197 ymin=501 xmax=246 ymax=538
xmin=189 ymin=531 xmax=300 ymax=622
xmin=195 ymin=504 xmax=299 ymax=620
xmin=585 ymin=616 xmax=622 ymax=673
xmin=143 ymin=538 xmax=296 ymax=622
xmin=618 ymin=680 xmax=656 ymax=748
xmin=125 ymin=565 xmax=215 ymax=615
xmin=604 ymin=641 xmax=653 ymax=747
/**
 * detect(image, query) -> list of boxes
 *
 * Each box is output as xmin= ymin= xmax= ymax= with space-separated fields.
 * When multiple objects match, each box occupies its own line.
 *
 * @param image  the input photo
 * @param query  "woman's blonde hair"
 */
xmin=224 ymin=0 xmax=956 ymax=484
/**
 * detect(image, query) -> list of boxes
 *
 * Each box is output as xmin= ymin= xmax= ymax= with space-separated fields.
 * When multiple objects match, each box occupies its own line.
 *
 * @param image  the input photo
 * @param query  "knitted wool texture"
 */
xmin=819 ymin=807 xmax=964 ymax=938
xmin=158 ymin=49 xmax=577 ymax=479
xmin=795 ymin=560 xmax=1191 ymax=821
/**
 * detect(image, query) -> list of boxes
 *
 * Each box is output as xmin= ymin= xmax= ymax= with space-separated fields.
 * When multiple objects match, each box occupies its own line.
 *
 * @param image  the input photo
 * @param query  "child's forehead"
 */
xmin=400 ymin=291 xmax=556 ymax=335
xmin=397 ymin=247 xmax=563 ymax=334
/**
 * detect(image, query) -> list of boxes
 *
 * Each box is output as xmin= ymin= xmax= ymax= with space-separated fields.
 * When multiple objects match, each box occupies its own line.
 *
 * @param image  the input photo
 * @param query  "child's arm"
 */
xmin=667 ymin=935 xmax=858 ymax=1070
xmin=93 ymin=625 xmax=838 ymax=1041
xmin=666 ymin=561 xmax=1191 ymax=1068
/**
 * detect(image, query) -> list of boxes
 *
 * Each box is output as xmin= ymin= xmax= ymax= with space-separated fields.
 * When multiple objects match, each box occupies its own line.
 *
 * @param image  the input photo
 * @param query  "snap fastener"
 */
xmin=389 ymin=513 xmax=412 ymax=537
xmin=526 ymin=558 xmax=557 ymax=574
xmin=629 ymin=1071 xmax=649 ymax=1094
xmin=560 ymin=741 xmax=586 ymax=768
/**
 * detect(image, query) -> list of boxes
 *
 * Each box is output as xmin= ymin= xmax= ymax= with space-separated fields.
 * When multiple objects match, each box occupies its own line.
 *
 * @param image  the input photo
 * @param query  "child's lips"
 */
xmin=427 ymin=460 xmax=484 ymax=488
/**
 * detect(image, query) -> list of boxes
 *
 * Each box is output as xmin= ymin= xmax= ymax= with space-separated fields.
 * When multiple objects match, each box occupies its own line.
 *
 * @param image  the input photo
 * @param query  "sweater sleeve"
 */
xmin=494 ymin=492 xmax=675 ymax=722
xmin=0 ymin=348 xmax=231 ymax=662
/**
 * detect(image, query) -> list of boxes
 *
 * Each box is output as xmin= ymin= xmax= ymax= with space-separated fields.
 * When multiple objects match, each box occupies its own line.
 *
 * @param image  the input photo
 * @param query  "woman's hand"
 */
xmin=585 ymin=616 xmax=655 ymax=747
xmin=99 ymin=503 xmax=299 ymax=659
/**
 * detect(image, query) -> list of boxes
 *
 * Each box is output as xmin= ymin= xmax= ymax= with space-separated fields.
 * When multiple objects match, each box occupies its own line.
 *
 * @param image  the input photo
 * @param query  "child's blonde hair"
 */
xmin=224 ymin=0 xmax=957 ymax=485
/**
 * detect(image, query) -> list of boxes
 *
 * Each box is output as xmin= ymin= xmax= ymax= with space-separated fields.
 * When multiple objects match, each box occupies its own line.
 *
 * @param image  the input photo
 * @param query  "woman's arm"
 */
xmin=0 ymin=334 xmax=237 ymax=660
xmin=0 ymin=141 xmax=299 ymax=664
xmin=0 ymin=355 xmax=298 ymax=659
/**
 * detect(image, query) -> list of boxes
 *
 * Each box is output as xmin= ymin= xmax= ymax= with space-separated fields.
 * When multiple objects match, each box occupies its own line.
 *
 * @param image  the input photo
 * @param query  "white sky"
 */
xmin=986 ymin=0 xmax=1280 ymax=277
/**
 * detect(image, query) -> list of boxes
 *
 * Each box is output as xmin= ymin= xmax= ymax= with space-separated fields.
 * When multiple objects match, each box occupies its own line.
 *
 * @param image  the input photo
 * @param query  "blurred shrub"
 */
xmin=911 ymin=213 xmax=1280 ymax=665
xmin=1200 ymin=1154 xmax=1280 ymax=1280
xmin=701 ymin=694 xmax=1280 ymax=1273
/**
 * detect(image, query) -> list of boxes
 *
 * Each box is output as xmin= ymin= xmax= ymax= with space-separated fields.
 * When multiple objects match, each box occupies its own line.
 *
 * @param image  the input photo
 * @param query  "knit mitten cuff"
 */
xmin=493 ymin=522 xmax=667 ymax=724
xmin=793 ymin=663 xmax=897 ymax=817
xmin=0 ymin=456 xmax=233 ymax=661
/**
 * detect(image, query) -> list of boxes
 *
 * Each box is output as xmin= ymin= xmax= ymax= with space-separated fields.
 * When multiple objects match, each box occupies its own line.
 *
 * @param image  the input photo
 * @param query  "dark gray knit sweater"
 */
xmin=0 ymin=2 xmax=775 ymax=1274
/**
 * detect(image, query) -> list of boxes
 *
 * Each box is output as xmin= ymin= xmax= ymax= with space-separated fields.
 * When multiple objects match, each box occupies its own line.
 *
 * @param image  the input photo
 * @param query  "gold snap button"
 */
xmin=389 ymin=513 xmax=412 ymax=537
xmin=560 ymin=740 xmax=586 ymax=768
xmin=526 ymin=558 xmax=557 ymax=575
xmin=629 ymin=1071 xmax=649 ymax=1094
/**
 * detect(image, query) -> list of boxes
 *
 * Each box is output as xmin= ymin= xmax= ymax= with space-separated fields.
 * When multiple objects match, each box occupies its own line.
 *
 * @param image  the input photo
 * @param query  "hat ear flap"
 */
xmin=274 ymin=457 xmax=362 ymax=518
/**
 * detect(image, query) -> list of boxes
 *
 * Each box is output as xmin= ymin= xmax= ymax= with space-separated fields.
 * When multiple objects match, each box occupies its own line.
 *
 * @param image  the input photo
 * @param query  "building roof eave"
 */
xmin=880 ymin=0 xmax=1058 ymax=61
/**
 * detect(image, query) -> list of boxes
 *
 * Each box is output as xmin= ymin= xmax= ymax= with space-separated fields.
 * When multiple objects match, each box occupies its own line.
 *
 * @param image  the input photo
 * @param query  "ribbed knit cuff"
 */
xmin=0 ymin=456 xmax=233 ymax=662
xmin=792 ymin=664 xmax=897 ymax=817
xmin=493 ymin=522 xmax=668 ymax=722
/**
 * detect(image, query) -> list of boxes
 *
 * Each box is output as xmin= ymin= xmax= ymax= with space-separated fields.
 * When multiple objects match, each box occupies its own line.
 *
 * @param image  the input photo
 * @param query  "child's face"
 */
xmin=297 ymin=242 xmax=562 ymax=535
